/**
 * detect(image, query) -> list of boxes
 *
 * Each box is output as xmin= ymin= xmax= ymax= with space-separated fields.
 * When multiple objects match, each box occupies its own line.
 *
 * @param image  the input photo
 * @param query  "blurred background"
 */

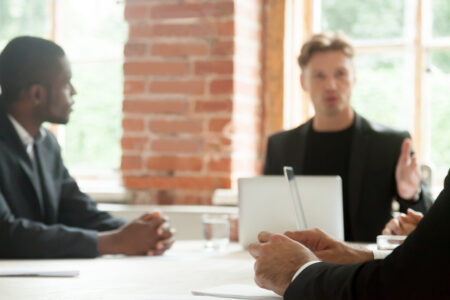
xmin=0 ymin=0 xmax=449 ymax=204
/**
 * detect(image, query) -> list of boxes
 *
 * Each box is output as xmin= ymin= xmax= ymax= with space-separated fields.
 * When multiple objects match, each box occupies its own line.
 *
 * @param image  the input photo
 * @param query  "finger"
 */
xmin=382 ymin=227 xmax=392 ymax=235
xmin=140 ymin=211 xmax=163 ymax=221
xmin=248 ymin=242 xmax=261 ymax=258
xmin=386 ymin=219 xmax=403 ymax=235
xmin=148 ymin=217 xmax=166 ymax=232
xmin=257 ymin=231 xmax=273 ymax=243
xmin=399 ymin=139 xmax=411 ymax=165
xmin=156 ymin=222 xmax=172 ymax=237
xmin=407 ymin=208 xmax=423 ymax=221
xmin=410 ymin=156 xmax=418 ymax=170
xmin=155 ymin=238 xmax=175 ymax=253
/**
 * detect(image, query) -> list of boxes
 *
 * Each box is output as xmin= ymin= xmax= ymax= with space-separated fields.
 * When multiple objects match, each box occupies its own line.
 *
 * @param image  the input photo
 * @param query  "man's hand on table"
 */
xmin=285 ymin=228 xmax=374 ymax=264
xmin=382 ymin=208 xmax=423 ymax=236
xmin=248 ymin=231 xmax=318 ymax=296
xmin=98 ymin=211 xmax=175 ymax=256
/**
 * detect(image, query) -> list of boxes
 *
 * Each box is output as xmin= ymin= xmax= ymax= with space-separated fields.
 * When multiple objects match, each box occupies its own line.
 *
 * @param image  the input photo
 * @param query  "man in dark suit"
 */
xmin=248 ymin=170 xmax=450 ymax=299
xmin=264 ymin=32 xmax=433 ymax=242
xmin=0 ymin=36 xmax=174 ymax=258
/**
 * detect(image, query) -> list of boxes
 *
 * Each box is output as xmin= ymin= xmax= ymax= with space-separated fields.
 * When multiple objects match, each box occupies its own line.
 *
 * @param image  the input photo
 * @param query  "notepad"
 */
xmin=192 ymin=284 xmax=282 ymax=300
xmin=0 ymin=270 xmax=79 ymax=277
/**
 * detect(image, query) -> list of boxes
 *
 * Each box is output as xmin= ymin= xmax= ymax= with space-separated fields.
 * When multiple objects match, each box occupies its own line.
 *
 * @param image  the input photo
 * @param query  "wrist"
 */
xmin=98 ymin=230 xmax=121 ymax=255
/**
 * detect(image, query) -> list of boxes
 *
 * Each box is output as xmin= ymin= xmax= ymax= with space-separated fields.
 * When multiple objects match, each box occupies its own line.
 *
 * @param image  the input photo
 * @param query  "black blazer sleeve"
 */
xmin=0 ymin=188 xmax=99 ymax=258
xmin=285 ymin=170 xmax=450 ymax=299
xmin=57 ymin=167 xmax=126 ymax=231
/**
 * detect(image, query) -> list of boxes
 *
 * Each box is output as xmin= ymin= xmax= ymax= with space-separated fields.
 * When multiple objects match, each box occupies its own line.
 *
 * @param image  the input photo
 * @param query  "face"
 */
xmin=301 ymin=50 xmax=355 ymax=118
xmin=44 ymin=56 xmax=76 ymax=124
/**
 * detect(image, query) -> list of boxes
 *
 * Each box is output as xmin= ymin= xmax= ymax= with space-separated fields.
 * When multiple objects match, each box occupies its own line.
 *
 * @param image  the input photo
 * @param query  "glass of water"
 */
xmin=202 ymin=214 xmax=230 ymax=250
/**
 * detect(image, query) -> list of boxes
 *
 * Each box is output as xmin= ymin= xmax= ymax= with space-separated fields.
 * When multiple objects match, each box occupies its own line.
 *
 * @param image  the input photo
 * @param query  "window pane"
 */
xmin=352 ymin=53 xmax=410 ymax=130
xmin=63 ymin=61 xmax=123 ymax=170
xmin=0 ymin=0 xmax=51 ymax=48
xmin=320 ymin=0 xmax=405 ymax=40
xmin=432 ymin=0 xmax=450 ymax=38
xmin=429 ymin=50 xmax=450 ymax=179
xmin=58 ymin=0 xmax=127 ymax=60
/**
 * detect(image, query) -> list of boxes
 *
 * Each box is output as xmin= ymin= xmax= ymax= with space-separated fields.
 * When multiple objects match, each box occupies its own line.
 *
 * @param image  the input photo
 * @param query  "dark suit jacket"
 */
xmin=285 ymin=170 xmax=450 ymax=299
xmin=264 ymin=113 xmax=433 ymax=242
xmin=0 ymin=107 xmax=126 ymax=258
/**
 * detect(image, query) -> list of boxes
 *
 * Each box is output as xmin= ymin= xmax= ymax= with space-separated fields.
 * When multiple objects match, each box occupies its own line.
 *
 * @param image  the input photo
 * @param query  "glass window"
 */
xmin=56 ymin=0 xmax=127 ymax=172
xmin=320 ymin=0 xmax=405 ymax=40
xmin=0 ymin=0 xmax=51 ymax=48
xmin=352 ymin=53 xmax=410 ymax=130
xmin=432 ymin=0 xmax=450 ymax=38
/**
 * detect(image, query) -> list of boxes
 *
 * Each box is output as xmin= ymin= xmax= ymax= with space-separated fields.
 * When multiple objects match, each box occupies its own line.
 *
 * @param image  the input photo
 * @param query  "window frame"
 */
xmin=283 ymin=0 xmax=450 ymax=195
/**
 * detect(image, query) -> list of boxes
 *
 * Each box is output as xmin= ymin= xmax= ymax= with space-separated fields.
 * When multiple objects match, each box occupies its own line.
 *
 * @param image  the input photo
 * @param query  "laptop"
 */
xmin=238 ymin=173 xmax=344 ymax=248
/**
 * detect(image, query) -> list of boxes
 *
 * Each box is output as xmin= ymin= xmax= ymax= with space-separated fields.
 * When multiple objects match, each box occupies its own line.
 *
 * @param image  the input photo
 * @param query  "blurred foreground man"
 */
xmin=249 ymin=169 xmax=450 ymax=299
xmin=0 ymin=36 xmax=174 ymax=258
xmin=264 ymin=32 xmax=433 ymax=242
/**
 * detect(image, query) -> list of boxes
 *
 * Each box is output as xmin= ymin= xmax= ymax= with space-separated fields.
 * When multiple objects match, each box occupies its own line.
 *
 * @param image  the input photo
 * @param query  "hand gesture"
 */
xmin=382 ymin=208 xmax=423 ymax=236
xmin=396 ymin=139 xmax=421 ymax=200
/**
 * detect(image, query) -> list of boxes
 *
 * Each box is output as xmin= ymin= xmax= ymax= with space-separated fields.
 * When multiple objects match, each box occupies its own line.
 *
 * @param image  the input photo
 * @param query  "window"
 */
xmin=287 ymin=0 xmax=450 ymax=193
xmin=0 ymin=0 xmax=127 ymax=200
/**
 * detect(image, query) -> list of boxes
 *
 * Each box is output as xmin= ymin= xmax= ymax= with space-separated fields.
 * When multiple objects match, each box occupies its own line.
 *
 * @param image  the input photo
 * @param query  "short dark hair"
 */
xmin=298 ymin=32 xmax=354 ymax=70
xmin=0 ymin=36 xmax=65 ymax=104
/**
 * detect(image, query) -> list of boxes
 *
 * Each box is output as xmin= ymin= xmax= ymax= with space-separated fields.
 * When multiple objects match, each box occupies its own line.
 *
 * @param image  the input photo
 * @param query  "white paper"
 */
xmin=0 ymin=270 xmax=79 ymax=277
xmin=192 ymin=284 xmax=281 ymax=300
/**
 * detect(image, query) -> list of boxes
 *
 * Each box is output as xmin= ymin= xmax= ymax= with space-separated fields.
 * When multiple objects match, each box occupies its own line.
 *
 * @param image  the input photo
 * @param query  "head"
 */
xmin=0 ymin=36 xmax=76 ymax=124
xmin=298 ymin=32 xmax=355 ymax=118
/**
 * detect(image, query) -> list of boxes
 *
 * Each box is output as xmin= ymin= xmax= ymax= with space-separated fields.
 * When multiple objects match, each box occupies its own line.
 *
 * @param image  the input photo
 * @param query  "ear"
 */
xmin=300 ymin=73 xmax=308 ymax=92
xmin=28 ymin=84 xmax=47 ymax=106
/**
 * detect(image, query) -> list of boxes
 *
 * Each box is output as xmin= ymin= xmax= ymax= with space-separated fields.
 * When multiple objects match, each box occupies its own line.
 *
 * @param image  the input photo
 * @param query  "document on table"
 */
xmin=192 ymin=284 xmax=282 ymax=300
xmin=0 ymin=270 xmax=79 ymax=277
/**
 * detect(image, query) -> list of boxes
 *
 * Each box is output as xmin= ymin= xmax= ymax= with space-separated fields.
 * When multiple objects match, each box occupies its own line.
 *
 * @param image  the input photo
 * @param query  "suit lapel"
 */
xmin=0 ymin=108 xmax=47 ymax=219
xmin=348 ymin=113 xmax=370 ymax=222
xmin=35 ymin=140 xmax=58 ymax=224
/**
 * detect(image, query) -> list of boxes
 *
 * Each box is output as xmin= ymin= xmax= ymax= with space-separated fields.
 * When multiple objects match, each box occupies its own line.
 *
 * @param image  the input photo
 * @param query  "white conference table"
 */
xmin=0 ymin=241 xmax=257 ymax=300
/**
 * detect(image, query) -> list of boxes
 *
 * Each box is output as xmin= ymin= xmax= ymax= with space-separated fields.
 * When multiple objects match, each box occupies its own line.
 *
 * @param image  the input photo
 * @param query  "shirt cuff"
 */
xmin=373 ymin=249 xmax=392 ymax=259
xmin=291 ymin=261 xmax=321 ymax=282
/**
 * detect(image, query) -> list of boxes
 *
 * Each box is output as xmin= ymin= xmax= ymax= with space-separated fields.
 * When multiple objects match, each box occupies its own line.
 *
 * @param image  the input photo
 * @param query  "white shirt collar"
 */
xmin=7 ymin=114 xmax=46 ymax=147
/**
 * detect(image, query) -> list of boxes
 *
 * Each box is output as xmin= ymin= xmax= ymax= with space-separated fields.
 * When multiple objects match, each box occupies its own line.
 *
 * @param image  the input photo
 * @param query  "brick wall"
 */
xmin=121 ymin=0 xmax=264 ymax=205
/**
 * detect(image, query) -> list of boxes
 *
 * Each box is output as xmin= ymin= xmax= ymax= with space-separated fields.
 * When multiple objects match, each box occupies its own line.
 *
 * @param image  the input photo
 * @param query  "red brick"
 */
xmin=150 ymin=81 xmax=205 ymax=95
xmin=146 ymin=156 xmax=202 ymax=171
xmin=124 ymin=5 xmax=147 ymax=21
xmin=124 ymin=62 xmax=188 ymax=76
xmin=122 ymin=100 xmax=188 ymax=114
xmin=123 ymin=176 xmax=231 ymax=190
xmin=152 ymin=139 xmax=202 ymax=153
xmin=124 ymin=42 xmax=147 ymax=56
xmin=211 ymin=40 xmax=234 ymax=56
xmin=208 ymin=157 xmax=231 ymax=172
xmin=210 ymin=79 xmax=233 ymax=94
xmin=121 ymin=136 xmax=148 ymax=151
xmin=218 ymin=20 xmax=234 ymax=36
xmin=194 ymin=60 xmax=233 ymax=75
xmin=209 ymin=118 xmax=231 ymax=132
xmin=130 ymin=22 xmax=233 ymax=39
xmin=124 ymin=80 xmax=145 ymax=95
xmin=121 ymin=155 xmax=143 ymax=170
xmin=122 ymin=118 xmax=145 ymax=131
xmin=152 ymin=42 xmax=208 ymax=56
xmin=149 ymin=120 xmax=202 ymax=134
xmin=150 ymin=2 xmax=234 ymax=19
xmin=194 ymin=99 xmax=232 ymax=113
